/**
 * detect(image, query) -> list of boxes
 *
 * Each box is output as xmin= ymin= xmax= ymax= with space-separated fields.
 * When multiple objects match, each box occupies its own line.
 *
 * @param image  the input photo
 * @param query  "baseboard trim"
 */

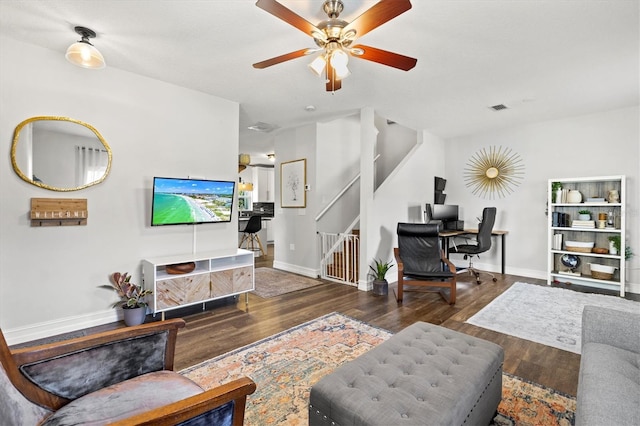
xmin=271 ymin=261 xmax=319 ymax=279
xmin=4 ymin=309 xmax=122 ymax=346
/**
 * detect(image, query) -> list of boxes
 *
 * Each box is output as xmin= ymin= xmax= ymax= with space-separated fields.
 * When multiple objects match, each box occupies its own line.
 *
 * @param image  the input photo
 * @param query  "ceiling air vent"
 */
xmin=489 ymin=104 xmax=509 ymax=111
xmin=247 ymin=121 xmax=278 ymax=133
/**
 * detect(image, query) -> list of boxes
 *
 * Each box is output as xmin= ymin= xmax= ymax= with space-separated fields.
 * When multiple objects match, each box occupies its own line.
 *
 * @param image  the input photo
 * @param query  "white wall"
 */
xmin=365 ymin=130 xmax=447 ymax=284
xmin=0 ymin=37 xmax=239 ymax=343
xmin=444 ymin=106 xmax=639 ymax=291
xmin=273 ymin=124 xmax=318 ymax=277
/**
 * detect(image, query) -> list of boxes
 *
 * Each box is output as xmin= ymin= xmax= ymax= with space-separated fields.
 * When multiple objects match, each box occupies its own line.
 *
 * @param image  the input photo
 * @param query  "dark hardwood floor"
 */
xmin=170 ymin=245 xmax=584 ymax=396
xmin=18 ymin=244 xmax=637 ymax=397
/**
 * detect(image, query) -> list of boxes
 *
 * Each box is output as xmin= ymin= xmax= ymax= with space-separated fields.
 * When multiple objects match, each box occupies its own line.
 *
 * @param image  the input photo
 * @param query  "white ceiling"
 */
xmin=1 ymin=1 xmax=638 ymax=164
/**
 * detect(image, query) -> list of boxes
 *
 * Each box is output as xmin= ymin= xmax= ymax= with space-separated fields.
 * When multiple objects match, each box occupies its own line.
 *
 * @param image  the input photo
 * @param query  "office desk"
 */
xmin=439 ymin=229 xmax=508 ymax=274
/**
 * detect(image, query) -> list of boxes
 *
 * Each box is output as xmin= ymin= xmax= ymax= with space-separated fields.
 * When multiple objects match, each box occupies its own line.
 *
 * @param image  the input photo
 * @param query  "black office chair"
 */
xmin=394 ymin=222 xmax=457 ymax=304
xmin=449 ymin=207 xmax=498 ymax=285
xmin=239 ymin=215 xmax=265 ymax=257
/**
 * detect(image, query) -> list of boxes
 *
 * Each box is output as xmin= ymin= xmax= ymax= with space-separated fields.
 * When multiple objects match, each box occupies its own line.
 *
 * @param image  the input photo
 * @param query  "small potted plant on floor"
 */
xmin=100 ymin=272 xmax=153 ymax=326
xmin=369 ymin=259 xmax=393 ymax=296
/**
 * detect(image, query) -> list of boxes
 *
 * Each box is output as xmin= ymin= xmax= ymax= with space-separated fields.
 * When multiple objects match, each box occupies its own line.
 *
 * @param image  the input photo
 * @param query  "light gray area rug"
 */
xmin=253 ymin=267 xmax=324 ymax=298
xmin=466 ymin=282 xmax=640 ymax=353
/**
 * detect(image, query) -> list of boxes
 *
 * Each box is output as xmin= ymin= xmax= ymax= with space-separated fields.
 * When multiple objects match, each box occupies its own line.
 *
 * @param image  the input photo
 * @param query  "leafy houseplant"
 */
xmin=101 ymin=272 xmax=153 ymax=309
xmin=578 ymin=210 xmax=592 ymax=220
xmin=551 ymin=182 xmax=562 ymax=203
xmin=369 ymin=259 xmax=393 ymax=296
xmin=369 ymin=259 xmax=393 ymax=281
xmin=607 ymin=236 xmax=634 ymax=260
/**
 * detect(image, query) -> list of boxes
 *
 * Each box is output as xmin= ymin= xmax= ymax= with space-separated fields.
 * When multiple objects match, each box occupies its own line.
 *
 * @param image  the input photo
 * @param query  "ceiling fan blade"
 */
xmin=343 ymin=0 xmax=412 ymax=40
xmin=351 ymin=44 xmax=417 ymax=71
xmin=253 ymin=48 xmax=313 ymax=69
xmin=325 ymin=62 xmax=342 ymax=92
xmin=255 ymin=0 xmax=320 ymax=37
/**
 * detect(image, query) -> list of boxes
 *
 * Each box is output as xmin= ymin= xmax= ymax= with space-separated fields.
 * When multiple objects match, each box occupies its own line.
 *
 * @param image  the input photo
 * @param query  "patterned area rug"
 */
xmin=466 ymin=282 xmax=640 ymax=353
xmin=252 ymin=267 xmax=324 ymax=298
xmin=181 ymin=312 xmax=575 ymax=425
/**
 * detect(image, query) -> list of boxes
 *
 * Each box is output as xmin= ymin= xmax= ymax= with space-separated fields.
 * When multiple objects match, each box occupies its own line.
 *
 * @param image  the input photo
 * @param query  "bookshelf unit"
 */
xmin=547 ymin=176 xmax=626 ymax=296
xmin=142 ymin=248 xmax=254 ymax=318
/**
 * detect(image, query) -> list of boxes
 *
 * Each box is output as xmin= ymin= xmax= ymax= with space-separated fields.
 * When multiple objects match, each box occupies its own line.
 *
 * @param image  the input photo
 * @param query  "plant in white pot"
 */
xmin=369 ymin=259 xmax=393 ymax=296
xmin=100 ymin=272 xmax=153 ymax=326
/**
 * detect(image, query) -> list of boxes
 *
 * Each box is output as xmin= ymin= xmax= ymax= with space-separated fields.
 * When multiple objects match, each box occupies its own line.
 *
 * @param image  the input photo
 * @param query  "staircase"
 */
xmin=319 ymin=230 xmax=360 ymax=285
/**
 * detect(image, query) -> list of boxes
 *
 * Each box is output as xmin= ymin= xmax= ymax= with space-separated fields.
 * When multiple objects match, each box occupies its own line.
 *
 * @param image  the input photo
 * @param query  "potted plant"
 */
xmin=100 ymin=272 xmax=153 ymax=326
xmin=578 ymin=209 xmax=592 ymax=220
xmin=551 ymin=182 xmax=562 ymax=203
xmin=369 ymin=259 xmax=393 ymax=296
xmin=606 ymin=236 xmax=634 ymax=259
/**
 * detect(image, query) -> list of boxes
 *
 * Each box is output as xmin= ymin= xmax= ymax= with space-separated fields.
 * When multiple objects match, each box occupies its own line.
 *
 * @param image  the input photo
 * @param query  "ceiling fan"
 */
xmin=253 ymin=0 xmax=417 ymax=92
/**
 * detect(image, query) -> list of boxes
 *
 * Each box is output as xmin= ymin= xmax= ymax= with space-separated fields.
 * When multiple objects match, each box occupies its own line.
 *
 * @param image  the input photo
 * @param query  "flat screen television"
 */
xmin=151 ymin=177 xmax=235 ymax=226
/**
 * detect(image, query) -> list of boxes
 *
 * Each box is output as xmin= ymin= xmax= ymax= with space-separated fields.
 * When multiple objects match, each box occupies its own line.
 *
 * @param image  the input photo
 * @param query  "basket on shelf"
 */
xmin=565 ymin=241 xmax=594 ymax=253
xmin=589 ymin=263 xmax=616 ymax=280
xmin=591 ymin=270 xmax=613 ymax=280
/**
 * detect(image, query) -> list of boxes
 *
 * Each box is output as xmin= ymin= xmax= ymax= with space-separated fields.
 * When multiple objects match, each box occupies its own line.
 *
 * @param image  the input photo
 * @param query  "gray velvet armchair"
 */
xmin=0 ymin=318 xmax=256 ymax=425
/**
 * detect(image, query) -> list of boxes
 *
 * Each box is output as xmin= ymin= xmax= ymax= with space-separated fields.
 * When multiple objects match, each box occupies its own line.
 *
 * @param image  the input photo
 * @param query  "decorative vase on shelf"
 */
xmin=607 ymin=189 xmax=619 ymax=203
xmin=554 ymin=189 xmax=563 ymax=204
xmin=609 ymin=241 xmax=618 ymax=256
xmin=122 ymin=306 xmax=147 ymax=326
xmin=566 ymin=190 xmax=582 ymax=204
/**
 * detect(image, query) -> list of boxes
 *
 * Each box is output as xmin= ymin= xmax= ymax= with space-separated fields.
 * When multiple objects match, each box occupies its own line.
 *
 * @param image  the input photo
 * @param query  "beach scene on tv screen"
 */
xmin=153 ymin=179 xmax=234 ymax=224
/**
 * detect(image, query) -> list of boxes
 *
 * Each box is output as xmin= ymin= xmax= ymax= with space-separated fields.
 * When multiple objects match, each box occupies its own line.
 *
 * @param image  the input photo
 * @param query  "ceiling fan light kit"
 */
xmin=253 ymin=0 xmax=417 ymax=91
xmin=65 ymin=26 xmax=106 ymax=69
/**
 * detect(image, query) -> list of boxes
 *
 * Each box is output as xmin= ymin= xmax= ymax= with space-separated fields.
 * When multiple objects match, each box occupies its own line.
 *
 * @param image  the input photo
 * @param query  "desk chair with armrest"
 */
xmin=449 ymin=207 xmax=498 ymax=285
xmin=394 ymin=222 xmax=457 ymax=304
xmin=1 ymin=319 xmax=256 ymax=425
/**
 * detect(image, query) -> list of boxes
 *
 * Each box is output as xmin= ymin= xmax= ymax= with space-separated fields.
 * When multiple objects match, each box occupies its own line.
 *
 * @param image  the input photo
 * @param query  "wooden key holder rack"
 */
xmin=30 ymin=198 xmax=88 ymax=227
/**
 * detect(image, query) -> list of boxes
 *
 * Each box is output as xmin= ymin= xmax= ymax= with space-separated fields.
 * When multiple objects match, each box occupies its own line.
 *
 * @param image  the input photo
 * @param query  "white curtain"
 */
xmin=75 ymin=146 xmax=108 ymax=186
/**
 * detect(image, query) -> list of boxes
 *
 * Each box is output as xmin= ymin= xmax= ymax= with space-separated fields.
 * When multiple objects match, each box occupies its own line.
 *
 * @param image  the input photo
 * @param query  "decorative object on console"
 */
xmin=65 ymin=26 xmax=106 ymax=69
xmin=463 ymin=145 xmax=524 ymax=199
xmin=30 ymin=198 xmax=87 ymax=227
xmin=165 ymin=262 xmax=196 ymax=275
xmin=12 ymin=116 xmax=112 ymax=191
xmin=280 ymin=158 xmax=306 ymax=208
xmin=99 ymin=272 xmax=152 ymax=326
xmin=369 ymin=258 xmax=393 ymax=296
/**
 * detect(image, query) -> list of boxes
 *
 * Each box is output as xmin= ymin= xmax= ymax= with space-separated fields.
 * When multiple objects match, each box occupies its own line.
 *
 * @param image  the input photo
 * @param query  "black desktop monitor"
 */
xmin=431 ymin=204 xmax=459 ymax=222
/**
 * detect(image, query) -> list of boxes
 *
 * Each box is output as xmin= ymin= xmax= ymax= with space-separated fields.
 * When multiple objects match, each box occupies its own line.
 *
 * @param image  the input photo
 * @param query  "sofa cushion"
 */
xmin=41 ymin=370 xmax=203 ymax=426
xmin=576 ymin=342 xmax=640 ymax=426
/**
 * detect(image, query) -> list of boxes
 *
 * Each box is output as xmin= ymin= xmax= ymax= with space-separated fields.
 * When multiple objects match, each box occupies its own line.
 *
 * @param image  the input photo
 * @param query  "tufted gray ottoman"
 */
xmin=309 ymin=322 xmax=504 ymax=426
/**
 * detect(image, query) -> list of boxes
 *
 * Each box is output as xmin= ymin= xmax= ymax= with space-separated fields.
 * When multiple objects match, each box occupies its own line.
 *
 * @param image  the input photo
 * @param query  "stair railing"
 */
xmin=315 ymin=154 xmax=380 ymax=222
xmin=318 ymin=231 xmax=359 ymax=286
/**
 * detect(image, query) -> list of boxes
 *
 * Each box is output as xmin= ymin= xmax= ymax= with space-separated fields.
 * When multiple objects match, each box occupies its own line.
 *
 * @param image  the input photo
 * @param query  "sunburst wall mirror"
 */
xmin=464 ymin=146 xmax=525 ymax=199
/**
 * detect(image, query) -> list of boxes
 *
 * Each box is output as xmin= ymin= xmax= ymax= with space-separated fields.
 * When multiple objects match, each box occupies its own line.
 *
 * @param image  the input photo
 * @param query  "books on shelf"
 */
xmin=552 ymin=212 xmax=570 ymax=227
xmin=552 ymin=233 xmax=563 ymax=250
xmin=571 ymin=220 xmax=595 ymax=228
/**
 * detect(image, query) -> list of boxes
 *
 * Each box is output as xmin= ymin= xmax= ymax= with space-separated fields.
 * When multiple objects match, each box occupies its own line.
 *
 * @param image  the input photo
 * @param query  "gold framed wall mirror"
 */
xmin=11 ymin=116 xmax=112 ymax=191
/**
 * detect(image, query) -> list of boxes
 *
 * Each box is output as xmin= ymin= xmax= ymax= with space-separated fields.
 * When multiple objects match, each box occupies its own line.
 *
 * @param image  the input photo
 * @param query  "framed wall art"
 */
xmin=281 ymin=158 xmax=306 ymax=208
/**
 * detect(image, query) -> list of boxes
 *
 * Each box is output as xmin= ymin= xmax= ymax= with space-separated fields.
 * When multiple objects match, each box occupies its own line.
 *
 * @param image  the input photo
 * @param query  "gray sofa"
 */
xmin=576 ymin=305 xmax=640 ymax=426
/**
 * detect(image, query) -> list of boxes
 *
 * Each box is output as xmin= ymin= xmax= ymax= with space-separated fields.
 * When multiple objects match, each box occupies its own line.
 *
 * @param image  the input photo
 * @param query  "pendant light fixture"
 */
xmin=65 ymin=26 xmax=106 ymax=69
